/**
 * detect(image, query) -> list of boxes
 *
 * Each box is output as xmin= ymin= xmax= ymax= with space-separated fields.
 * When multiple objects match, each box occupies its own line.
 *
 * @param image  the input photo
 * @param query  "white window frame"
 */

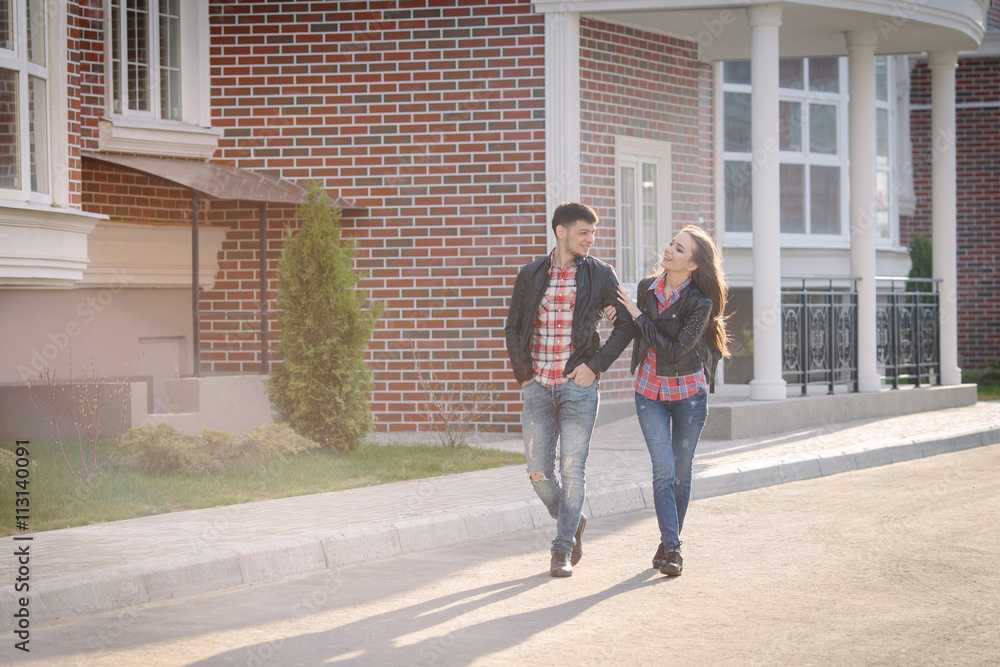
xmin=0 ymin=0 xmax=51 ymax=205
xmin=615 ymin=136 xmax=672 ymax=290
xmin=100 ymin=0 xmax=218 ymax=158
xmin=722 ymin=57 xmax=868 ymax=250
xmin=874 ymin=54 xmax=899 ymax=248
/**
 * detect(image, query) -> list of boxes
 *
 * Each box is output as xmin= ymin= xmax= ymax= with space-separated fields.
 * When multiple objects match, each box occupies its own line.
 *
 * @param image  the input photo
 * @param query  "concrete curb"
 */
xmin=5 ymin=425 xmax=1000 ymax=631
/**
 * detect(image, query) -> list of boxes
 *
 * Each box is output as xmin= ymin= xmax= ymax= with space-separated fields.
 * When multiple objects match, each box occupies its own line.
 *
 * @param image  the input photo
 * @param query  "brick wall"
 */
xmin=909 ymin=49 xmax=1000 ymax=371
xmin=70 ymin=1 xmax=105 ymax=206
xmin=578 ymin=19 xmax=714 ymax=398
xmin=209 ymin=0 xmax=549 ymax=434
xmin=82 ymin=161 xmax=197 ymax=224
xmin=66 ymin=0 xmax=712 ymax=434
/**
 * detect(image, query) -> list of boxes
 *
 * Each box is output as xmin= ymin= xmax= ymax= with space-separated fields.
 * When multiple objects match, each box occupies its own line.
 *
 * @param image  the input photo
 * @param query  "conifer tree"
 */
xmin=266 ymin=182 xmax=383 ymax=451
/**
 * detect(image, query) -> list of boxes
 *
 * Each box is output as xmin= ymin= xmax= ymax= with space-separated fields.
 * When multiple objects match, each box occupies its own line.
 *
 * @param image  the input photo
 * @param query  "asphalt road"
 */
xmin=9 ymin=442 xmax=1000 ymax=667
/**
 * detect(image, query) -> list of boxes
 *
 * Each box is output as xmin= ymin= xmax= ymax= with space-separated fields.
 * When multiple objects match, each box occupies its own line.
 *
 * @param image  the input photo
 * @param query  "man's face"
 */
xmin=556 ymin=220 xmax=597 ymax=259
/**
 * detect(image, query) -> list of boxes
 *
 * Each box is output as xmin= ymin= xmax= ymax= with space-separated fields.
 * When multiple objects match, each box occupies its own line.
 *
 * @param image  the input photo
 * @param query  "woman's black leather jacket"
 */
xmin=629 ymin=276 xmax=714 ymax=381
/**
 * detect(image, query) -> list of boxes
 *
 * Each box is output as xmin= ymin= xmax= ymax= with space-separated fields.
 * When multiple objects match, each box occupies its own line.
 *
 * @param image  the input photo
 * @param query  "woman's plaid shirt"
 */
xmin=635 ymin=275 xmax=706 ymax=401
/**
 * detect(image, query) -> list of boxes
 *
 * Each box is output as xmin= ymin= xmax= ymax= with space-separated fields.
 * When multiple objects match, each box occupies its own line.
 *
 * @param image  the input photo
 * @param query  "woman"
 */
xmin=615 ymin=225 xmax=730 ymax=576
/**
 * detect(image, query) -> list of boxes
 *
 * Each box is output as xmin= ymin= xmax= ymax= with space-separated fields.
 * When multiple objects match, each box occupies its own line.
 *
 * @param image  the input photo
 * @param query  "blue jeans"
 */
xmin=521 ymin=378 xmax=599 ymax=555
xmin=635 ymin=389 xmax=708 ymax=551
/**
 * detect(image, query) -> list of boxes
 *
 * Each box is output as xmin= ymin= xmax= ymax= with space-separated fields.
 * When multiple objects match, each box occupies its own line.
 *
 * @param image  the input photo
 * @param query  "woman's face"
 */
xmin=661 ymin=231 xmax=699 ymax=274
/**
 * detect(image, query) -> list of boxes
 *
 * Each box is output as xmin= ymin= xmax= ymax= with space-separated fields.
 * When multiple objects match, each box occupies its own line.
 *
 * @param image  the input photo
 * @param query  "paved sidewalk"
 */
xmin=2 ymin=400 xmax=999 ymax=631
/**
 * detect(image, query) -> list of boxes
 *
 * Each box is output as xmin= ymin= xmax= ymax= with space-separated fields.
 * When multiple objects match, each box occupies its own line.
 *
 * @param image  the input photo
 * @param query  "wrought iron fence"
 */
xmin=779 ymin=275 xmax=942 ymax=394
xmin=875 ymin=277 xmax=941 ymax=388
xmin=781 ymin=277 xmax=859 ymax=395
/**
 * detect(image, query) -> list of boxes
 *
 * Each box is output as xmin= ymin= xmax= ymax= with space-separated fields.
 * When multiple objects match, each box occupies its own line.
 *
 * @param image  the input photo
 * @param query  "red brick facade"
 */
xmin=72 ymin=0 xmax=996 ymax=436
xmin=207 ymin=0 xmax=550 ymax=433
xmin=64 ymin=1 xmax=715 ymax=434
xmin=909 ymin=29 xmax=1000 ymax=370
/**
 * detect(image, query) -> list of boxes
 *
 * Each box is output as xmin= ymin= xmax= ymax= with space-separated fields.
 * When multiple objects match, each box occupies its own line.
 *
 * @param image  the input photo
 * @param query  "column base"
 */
xmin=750 ymin=379 xmax=787 ymax=401
xmin=941 ymin=368 xmax=963 ymax=386
xmin=857 ymin=374 xmax=883 ymax=393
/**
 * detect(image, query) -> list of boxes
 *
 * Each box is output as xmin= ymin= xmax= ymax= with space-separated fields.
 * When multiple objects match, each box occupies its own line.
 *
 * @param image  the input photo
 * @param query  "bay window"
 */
xmin=722 ymin=56 xmax=897 ymax=245
xmin=0 ymin=0 xmax=49 ymax=202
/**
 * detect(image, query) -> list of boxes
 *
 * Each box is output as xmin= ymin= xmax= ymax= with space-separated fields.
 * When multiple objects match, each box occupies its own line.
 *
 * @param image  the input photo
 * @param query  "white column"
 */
xmin=929 ymin=51 xmax=962 ymax=385
xmin=544 ymin=12 xmax=581 ymax=247
xmin=847 ymin=30 xmax=882 ymax=392
xmin=748 ymin=4 xmax=786 ymax=400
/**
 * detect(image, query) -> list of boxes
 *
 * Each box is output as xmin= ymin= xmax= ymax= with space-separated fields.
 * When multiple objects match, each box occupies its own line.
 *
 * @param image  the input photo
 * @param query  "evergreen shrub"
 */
xmin=265 ymin=182 xmax=383 ymax=451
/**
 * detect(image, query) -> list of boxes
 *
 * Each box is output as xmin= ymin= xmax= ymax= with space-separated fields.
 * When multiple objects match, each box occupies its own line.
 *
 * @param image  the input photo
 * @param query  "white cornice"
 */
xmin=0 ymin=204 xmax=105 ymax=288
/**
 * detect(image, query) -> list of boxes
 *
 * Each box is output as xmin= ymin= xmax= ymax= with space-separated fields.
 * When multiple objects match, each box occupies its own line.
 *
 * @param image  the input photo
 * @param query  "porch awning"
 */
xmin=80 ymin=151 xmax=359 ymax=378
xmin=81 ymin=151 xmax=357 ymax=208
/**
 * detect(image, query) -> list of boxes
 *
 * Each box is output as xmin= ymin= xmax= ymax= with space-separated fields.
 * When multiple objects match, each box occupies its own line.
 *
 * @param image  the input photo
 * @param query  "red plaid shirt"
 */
xmin=635 ymin=275 xmax=706 ymax=401
xmin=531 ymin=256 xmax=577 ymax=387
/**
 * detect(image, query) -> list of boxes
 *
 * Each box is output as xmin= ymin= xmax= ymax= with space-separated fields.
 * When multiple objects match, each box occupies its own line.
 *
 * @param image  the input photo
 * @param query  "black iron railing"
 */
xmin=779 ymin=275 xmax=942 ymax=394
xmin=875 ymin=277 xmax=941 ymax=389
xmin=781 ymin=277 xmax=859 ymax=395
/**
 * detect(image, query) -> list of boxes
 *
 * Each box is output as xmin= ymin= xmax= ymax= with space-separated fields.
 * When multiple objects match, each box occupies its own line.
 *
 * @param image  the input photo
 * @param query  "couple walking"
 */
xmin=504 ymin=202 xmax=730 ymax=578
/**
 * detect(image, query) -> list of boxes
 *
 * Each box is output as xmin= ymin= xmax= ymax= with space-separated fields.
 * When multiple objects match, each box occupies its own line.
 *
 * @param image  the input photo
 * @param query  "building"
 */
xmin=1 ymin=0 xmax=994 ymax=440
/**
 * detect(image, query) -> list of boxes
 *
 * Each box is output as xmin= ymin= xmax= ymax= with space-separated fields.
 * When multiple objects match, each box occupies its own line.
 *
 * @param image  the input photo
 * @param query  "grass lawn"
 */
xmin=979 ymin=384 xmax=1000 ymax=402
xmin=0 ymin=438 xmax=524 ymax=536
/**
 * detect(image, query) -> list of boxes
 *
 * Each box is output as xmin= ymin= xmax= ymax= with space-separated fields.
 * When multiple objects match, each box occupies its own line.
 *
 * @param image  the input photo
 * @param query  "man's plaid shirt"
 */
xmin=635 ymin=275 xmax=706 ymax=401
xmin=531 ymin=256 xmax=577 ymax=387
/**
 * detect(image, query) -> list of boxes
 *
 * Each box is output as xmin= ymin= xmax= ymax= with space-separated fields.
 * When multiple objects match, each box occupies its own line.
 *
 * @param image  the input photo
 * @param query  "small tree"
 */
xmin=906 ymin=233 xmax=933 ymax=294
xmin=266 ymin=182 xmax=383 ymax=451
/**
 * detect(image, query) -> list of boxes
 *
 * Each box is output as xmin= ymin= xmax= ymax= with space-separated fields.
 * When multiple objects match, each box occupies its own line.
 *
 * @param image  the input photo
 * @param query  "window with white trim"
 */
xmin=102 ymin=0 xmax=215 ymax=158
xmin=109 ymin=0 xmax=181 ymax=121
xmin=874 ymin=55 xmax=893 ymax=242
xmin=0 ymin=0 xmax=49 ymax=202
xmin=617 ymin=137 xmax=671 ymax=285
xmin=722 ymin=56 xmax=897 ymax=245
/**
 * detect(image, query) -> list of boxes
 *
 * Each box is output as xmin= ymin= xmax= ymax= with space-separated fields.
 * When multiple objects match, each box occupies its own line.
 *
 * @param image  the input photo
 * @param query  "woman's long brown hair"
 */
xmin=664 ymin=225 xmax=731 ymax=358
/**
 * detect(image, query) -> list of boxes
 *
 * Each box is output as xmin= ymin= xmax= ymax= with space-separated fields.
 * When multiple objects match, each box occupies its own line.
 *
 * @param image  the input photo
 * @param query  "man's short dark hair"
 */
xmin=551 ymin=201 xmax=598 ymax=233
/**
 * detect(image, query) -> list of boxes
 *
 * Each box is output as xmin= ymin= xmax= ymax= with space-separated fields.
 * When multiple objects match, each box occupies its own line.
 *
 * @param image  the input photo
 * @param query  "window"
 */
xmin=617 ymin=138 xmax=671 ymax=285
xmin=110 ymin=0 xmax=181 ymax=121
xmin=723 ymin=57 xmax=858 ymax=241
xmin=101 ymin=0 xmax=216 ymax=158
xmin=874 ymin=55 xmax=892 ymax=241
xmin=0 ymin=0 xmax=49 ymax=201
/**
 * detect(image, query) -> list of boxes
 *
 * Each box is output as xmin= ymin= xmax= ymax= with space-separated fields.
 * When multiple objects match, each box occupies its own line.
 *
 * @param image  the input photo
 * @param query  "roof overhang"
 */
xmin=82 ymin=152 xmax=360 ymax=210
xmin=533 ymin=0 xmax=990 ymax=59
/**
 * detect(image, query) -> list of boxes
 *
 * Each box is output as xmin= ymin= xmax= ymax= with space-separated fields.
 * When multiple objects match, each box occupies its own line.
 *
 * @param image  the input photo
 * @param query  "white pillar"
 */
xmin=847 ymin=30 xmax=882 ymax=392
xmin=748 ymin=4 xmax=786 ymax=400
xmin=544 ymin=12 xmax=581 ymax=247
xmin=928 ymin=51 xmax=962 ymax=385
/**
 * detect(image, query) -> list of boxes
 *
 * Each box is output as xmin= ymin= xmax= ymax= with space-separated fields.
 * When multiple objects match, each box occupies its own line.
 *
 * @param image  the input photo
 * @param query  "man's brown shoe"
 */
xmin=550 ymin=550 xmax=573 ymax=577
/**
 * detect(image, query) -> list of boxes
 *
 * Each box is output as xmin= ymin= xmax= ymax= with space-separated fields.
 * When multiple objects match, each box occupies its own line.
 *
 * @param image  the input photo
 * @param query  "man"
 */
xmin=504 ymin=201 xmax=633 ymax=577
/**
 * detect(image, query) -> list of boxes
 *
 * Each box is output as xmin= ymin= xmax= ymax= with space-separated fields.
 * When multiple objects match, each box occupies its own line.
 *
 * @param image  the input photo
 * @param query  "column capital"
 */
xmin=845 ymin=29 xmax=879 ymax=50
xmin=927 ymin=51 xmax=958 ymax=69
xmin=747 ymin=3 xmax=783 ymax=29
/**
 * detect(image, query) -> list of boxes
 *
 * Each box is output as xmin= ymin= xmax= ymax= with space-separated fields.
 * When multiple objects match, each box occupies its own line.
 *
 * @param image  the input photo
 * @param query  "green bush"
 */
xmin=120 ymin=423 xmax=320 ymax=475
xmin=266 ymin=182 xmax=383 ymax=451
xmin=906 ymin=234 xmax=933 ymax=293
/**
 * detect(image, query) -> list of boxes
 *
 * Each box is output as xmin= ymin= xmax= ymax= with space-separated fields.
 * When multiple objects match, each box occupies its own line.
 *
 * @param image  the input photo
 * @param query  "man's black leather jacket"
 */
xmin=505 ymin=253 xmax=633 ymax=386
xmin=629 ymin=276 xmax=715 ymax=381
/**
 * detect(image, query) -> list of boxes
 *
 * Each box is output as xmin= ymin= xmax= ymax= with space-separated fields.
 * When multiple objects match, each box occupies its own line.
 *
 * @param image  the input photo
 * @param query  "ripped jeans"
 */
xmin=520 ymin=378 xmax=599 ymax=555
